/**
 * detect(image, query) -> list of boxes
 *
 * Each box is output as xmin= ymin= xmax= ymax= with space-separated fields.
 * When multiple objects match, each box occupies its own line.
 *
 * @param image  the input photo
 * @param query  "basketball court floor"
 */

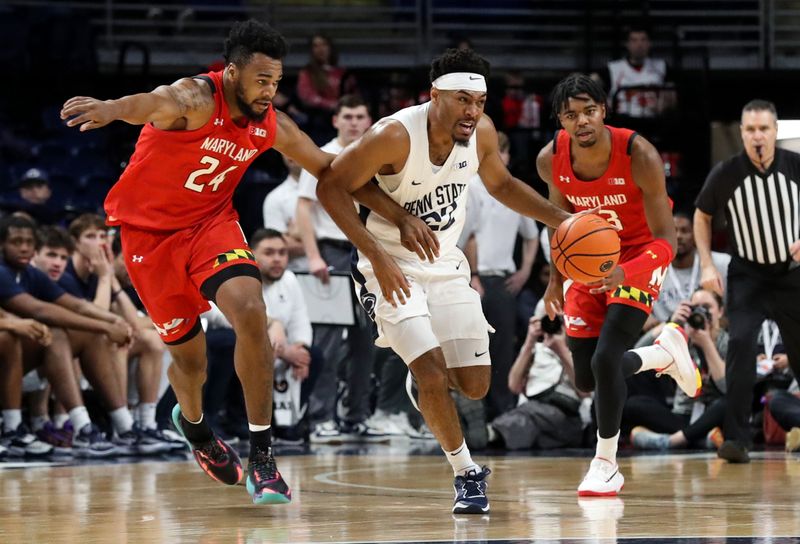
xmin=2 ymin=442 xmax=799 ymax=543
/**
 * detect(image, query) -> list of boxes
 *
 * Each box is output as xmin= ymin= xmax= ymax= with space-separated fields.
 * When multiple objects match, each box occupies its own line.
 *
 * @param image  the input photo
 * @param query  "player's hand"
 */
xmin=504 ymin=270 xmax=529 ymax=296
xmin=60 ymin=97 xmax=117 ymax=132
xmin=283 ymin=344 xmax=311 ymax=368
xmin=773 ymin=353 xmax=789 ymax=371
xmin=308 ymin=256 xmax=330 ymax=284
xmin=543 ymin=276 xmax=564 ymax=320
xmin=398 ymin=215 xmax=440 ymax=262
xmin=373 ymin=251 xmax=412 ymax=307
xmin=699 ymin=263 xmax=724 ymax=296
xmin=11 ymin=319 xmax=51 ymax=346
xmin=587 ymin=266 xmax=625 ymax=294
xmin=790 ymin=239 xmax=800 ymax=262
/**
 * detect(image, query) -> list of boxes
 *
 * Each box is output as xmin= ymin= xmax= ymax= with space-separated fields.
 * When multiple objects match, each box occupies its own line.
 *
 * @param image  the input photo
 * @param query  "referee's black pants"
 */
xmin=724 ymin=258 xmax=800 ymax=446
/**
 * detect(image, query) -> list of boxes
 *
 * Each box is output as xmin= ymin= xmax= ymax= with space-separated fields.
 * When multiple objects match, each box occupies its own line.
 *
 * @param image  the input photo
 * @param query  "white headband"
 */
xmin=432 ymin=72 xmax=487 ymax=93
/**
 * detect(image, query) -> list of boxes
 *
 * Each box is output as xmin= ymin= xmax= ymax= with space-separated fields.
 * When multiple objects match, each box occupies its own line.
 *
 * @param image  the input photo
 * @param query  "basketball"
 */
xmin=551 ymin=213 xmax=621 ymax=284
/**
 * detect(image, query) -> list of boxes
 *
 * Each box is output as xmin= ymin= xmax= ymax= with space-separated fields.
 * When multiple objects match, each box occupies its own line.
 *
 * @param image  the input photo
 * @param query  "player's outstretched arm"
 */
xmin=60 ymin=77 xmax=215 ymax=131
xmin=316 ymin=120 xmax=413 ymax=305
xmin=477 ymin=117 xmax=570 ymax=229
xmin=273 ymin=111 xmax=336 ymax=178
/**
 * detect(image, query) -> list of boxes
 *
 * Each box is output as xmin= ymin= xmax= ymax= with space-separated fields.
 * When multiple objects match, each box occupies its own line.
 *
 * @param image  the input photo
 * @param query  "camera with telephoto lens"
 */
xmin=687 ymin=304 xmax=711 ymax=329
xmin=540 ymin=315 xmax=563 ymax=335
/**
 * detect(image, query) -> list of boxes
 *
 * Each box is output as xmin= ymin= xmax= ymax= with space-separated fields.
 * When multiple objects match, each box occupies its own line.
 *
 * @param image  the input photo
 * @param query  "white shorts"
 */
xmin=353 ymin=248 xmax=493 ymax=368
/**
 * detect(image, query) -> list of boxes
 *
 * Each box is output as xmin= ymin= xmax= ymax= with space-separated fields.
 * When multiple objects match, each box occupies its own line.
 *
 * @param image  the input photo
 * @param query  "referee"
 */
xmin=694 ymin=99 xmax=800 ymax=463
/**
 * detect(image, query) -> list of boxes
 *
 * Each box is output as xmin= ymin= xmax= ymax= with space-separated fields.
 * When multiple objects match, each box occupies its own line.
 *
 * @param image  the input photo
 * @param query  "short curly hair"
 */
xmin=223 ymin=19 xmax=288 ymax=66
xmin=429 ymin=48 xmax=490 ymax=83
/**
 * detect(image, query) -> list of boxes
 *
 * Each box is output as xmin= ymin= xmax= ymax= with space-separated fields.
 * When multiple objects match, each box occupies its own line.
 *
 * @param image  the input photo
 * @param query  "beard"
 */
xmin=262 ymin=269 xmax=285 ymax=283
xmin=235 ymin=82 xmax=268 ymax=122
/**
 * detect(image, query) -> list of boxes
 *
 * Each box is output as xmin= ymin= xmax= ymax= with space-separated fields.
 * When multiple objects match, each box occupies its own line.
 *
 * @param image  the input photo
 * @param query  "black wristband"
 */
xmin=471 ymin=272 xmax=479 ymax=277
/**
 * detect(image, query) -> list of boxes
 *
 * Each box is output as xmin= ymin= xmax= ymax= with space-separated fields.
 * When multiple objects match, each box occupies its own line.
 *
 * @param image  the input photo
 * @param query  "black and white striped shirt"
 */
xmin=696 ymin=148 xmax=800 ymax=265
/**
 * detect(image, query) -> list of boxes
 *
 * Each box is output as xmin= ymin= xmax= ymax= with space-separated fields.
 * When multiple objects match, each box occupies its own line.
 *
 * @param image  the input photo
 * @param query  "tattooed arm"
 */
xmin=60 ymin=77 xmax=216 ymax=132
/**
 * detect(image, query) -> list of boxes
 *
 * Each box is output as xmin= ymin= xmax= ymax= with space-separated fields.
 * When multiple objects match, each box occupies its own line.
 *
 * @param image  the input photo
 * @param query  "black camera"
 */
xmin=687 ymin=305 xmax=711 ymax=329
xmin=540 ymin=315 xmax=563 ymax=335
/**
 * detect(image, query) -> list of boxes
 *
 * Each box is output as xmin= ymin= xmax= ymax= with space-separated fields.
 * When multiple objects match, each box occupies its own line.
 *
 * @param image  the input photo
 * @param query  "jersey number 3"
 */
xmin=184 ymin=156 xmax=238 ymax=193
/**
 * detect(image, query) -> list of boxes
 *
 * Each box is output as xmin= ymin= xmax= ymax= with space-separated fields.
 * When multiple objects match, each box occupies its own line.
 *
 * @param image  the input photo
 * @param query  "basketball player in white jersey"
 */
xmin=316 ymin=48 xmax=572 ymax=514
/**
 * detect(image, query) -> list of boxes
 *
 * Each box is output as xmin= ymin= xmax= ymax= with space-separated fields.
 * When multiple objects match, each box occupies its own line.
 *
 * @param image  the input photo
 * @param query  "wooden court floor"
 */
xmin=2 ymin=448 xmax=800 ymax=543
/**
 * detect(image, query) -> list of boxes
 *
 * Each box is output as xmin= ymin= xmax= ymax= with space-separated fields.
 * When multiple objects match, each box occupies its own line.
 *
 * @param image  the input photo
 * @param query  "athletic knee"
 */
xmin=459 ymin=378 xmax=489 ymax=400
xmin=413 ymin=364 xmax=449 ymax=396
xmin=590 ymin=346 xmax=621 ymax=378
xmin=227 ymin=297 xmax=268 ymax=332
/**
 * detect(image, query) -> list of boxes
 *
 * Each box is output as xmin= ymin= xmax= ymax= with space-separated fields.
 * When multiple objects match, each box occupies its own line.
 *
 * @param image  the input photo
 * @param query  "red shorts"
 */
xmin=562 ymin=243 xmax=663 ymax=338
xmin=120 ymin=215 xmax=259 ymax=344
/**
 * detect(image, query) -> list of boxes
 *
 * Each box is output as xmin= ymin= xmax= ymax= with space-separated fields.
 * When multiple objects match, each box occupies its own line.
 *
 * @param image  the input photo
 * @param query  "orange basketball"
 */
xmin=551 ymin=213 xmax=621 ymax=284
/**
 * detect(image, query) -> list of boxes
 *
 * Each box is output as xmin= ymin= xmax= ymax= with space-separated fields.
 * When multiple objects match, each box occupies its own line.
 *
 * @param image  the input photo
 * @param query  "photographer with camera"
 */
xmin=626 ymin=288 xmax=728 ymax=450
xmin=488 ymin=300 xmax=584 ymax=450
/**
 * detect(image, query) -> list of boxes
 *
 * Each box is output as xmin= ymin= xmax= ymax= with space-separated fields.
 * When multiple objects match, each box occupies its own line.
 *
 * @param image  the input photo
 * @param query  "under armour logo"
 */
xmin=213 ymin=118 xmax=224 ymax=126
xmin=132 ymin=255 xmax=144 ymax=263
xmin=559 ymin=175 xmax=571 ymax=183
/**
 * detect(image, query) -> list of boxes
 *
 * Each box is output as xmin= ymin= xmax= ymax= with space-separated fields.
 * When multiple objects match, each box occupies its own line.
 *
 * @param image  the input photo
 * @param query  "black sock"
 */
xmin=180 ymin=414 xmax=213 ymax=444
xmin=250 ymin=427 xmax=272 ymax=453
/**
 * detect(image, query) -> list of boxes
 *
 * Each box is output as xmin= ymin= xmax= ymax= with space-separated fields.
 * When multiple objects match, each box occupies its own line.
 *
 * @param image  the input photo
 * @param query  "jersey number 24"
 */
xmin=184 ymin=156 xmax=238 ymax=193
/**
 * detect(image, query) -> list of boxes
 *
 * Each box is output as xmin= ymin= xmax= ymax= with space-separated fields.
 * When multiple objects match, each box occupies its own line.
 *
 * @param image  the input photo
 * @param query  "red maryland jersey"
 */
xmin=551 ymin=125 xmax=655 ymax=248
xmin=105 ymin=70 xmax=277 ymax=231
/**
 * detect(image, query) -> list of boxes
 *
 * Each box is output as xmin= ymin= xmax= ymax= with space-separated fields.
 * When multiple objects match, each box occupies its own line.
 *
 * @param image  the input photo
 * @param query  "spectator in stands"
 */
xmin=296 ymin=34 xmax=358 ymax=143
xmin=604 ymin=25 xmax=670 ymax=118
xmin=204 ymin=229 xmax=322 ymax=443
xmin=463 ymin=131 xmax=540 ymax=418
xmin=626 ymin=288 xmax=727 ymax=451
xmin=12 ymin=168 xmax=62 ymax=225
xmin=295 ymin=94 xmax=386 ymax=444
xmin=646 ymin=211 xmax=730 ymax=331
xmin=64 ymin=214 xmax=171 ymax=453
xmin=0 ymin=215 xmax=127 ymax=456
xmin=488 ymin=299 xmax=584 ymax=450
xmin=0 ymin=307 xmax=54 ymax=457
xmin=767 ymin=381 xmax=800 ymax=452
xmin=262 ymin=155 xmax=307 ymax=270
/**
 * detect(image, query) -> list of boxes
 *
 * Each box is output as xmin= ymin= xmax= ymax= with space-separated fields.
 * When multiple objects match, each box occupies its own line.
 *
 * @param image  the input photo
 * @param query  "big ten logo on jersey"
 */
xmin=403 ymin=182 xmax=467 ymax=232
xmin=455 ymin=160 xmax=468 ymax=170
xmin=249 ymin=126 xmax=267 ymax=138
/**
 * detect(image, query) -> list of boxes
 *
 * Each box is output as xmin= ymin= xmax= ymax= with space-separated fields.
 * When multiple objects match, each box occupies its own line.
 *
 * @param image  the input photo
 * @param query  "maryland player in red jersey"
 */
xmin=60 ymin=20 xmax=433 ymax=505
xmin=537 ymin=74 xmax=700 ymax=496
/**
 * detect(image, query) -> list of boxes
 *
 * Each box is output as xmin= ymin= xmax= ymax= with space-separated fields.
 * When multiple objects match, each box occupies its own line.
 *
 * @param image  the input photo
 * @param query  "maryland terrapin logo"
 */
xmin=214 ymin=249 xmax=255 ymax=268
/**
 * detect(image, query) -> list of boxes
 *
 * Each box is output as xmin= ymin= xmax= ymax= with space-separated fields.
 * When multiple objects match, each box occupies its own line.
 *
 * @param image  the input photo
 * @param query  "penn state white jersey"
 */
xmin=368 ymin=102 xmax=479 ymax=260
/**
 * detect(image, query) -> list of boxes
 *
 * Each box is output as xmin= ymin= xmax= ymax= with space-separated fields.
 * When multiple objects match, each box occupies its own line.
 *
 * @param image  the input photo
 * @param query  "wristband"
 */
xmin=618 ymin=238 xmax=674 ymax=279
xmin=471 ymin=272 xmax=479 ymax=277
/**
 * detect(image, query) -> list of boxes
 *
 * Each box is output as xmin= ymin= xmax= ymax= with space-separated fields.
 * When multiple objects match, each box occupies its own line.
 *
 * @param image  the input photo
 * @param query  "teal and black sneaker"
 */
xmin=246 ymin=446 xmax=292 ymax=505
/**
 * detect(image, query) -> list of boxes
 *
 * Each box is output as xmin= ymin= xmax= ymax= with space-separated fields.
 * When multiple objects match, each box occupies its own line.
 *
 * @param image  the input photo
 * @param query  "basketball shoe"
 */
xmin=171 ymin=405 xmax=242 ymax=485
xmin=654 ymin=323 xmax=702 ymax=398
xmin=246 ymin=446 xmax=292 ymax=504
xmin=452 ymin=466 xmax=491 ymax=514
xmin=577 ymin=457 xmax=624 ymax=497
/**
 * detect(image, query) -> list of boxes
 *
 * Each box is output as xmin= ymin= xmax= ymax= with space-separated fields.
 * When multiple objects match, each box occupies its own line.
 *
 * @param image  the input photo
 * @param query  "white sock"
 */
xmin=110 ymin=407 xmax=134 ymax=434
xmin=31 ymin=416 xmax=49 ymax=432
xmin=248 ymin=423 xmax=271 ymax=432
xmin=69 ymin=406 xmax=92 ymax=433
xmin=138 ymin=403 xmax=157 ymax=431
xmin=184 ymin=413 xmax=203 ymax=424
xmin=596 ymin=431 xmax=620 ymax=465
xmin=53 ymin=413 xmax=70 ymax=429
xmin=2 ymin=409 xmax=22 ymax=433
xmin=444 ymin=439 xmax=480 ymax=476
xmin=631 ymin=344 xmax=673 ymax=372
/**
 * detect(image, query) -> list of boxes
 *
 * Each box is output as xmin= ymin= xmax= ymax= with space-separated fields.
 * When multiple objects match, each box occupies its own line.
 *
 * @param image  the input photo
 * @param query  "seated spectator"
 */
xmin=626 ymin=288 xmax=727 ymax=450
xmin=262 ymin=155 xmax=307 ymax=270
xmin=766 ymin=381 xmax=800 ymax=452
xmin=7 ymin=168 xmax=63 ymax=225
xmin=0 ymin=215 xmax=130 ymax=457
xmin=488 ymin=300 xmax=584 ymax=450
xmin=604 ymin=25 xmax=672 ymax=118
xmin=0 ymin=307 xmax=53 ymax=457
xmin=203 ymin=229 xmax=322 ymax=443
xmin=64 ymin=214 xmax=172 ymax=453
xmin=646 ymin=211 xmax=730 ymax=331
xmin=296 ymin=34 xmax=358 ymax=143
